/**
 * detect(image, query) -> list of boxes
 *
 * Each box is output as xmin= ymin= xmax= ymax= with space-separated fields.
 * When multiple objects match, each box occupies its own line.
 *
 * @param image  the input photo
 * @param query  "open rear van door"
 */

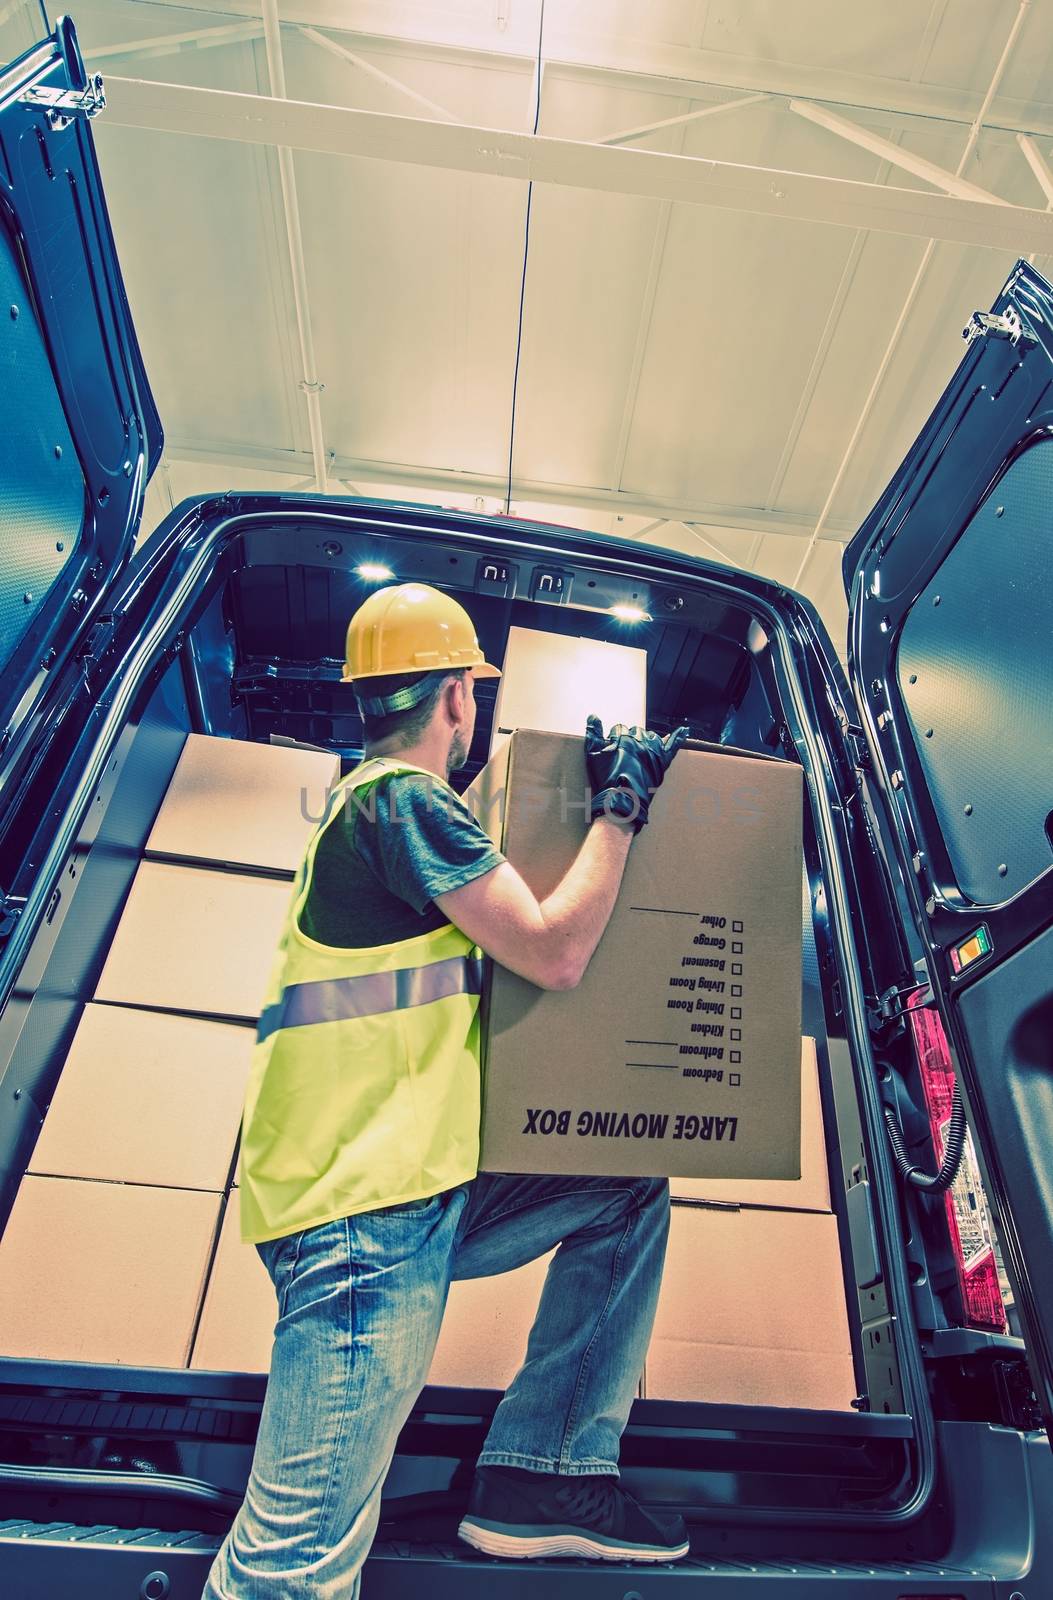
xmin=0 ymin=17 xmax=161 ymax=746
xmin=843 ymin=260 xmax=1053 ymax=1437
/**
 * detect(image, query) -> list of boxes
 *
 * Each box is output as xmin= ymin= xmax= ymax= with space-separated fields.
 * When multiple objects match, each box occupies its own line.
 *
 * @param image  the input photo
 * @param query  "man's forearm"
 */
xmin=536 ymin=817 xmax=634 ymax=987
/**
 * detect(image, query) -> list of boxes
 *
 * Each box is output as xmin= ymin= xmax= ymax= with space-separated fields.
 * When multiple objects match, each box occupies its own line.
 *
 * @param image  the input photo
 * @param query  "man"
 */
xmin=205 ymin=582 xmax=689 ymax=1599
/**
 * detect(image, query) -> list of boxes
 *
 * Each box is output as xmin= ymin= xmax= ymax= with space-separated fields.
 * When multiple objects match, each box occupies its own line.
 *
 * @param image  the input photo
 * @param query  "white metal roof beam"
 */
xmin=261 ymin=0 xmax=328 ymax=494
xmin=299 ymin=25 xmax=458 ymax=121
xmin=84 ymin=21 xmax=263 ymax=63
xmin=133 ymin=0 xmax=1053 ymax=139
xmin=788 ymin=98 xmax=1009 ymax=204
xmin=598 ymin=91 xmax=769 ymax=148
xmin=163 ymin=442 xmax=856 ymax=543
xmin=622 ymin=518 xmax=667 ymax=543
xmin=1018 ymin=133 xmax=1053 ymax=205
xmin=101 ymin=77 xmax=1053 ymax=254
xmin=673 ymin=523 xmax=740 ymax=563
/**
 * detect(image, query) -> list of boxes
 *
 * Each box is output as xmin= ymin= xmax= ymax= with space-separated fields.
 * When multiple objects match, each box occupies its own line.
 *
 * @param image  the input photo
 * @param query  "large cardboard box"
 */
xmin=30 ymin=1004 xmax=253 ymax=1192
xmin=192 ymin=1198 xmax=276 ymax=1372
xmin=644 ymin=1206 xmax=855 ymax=1411
xmin=466 ymin=730 xmax=803 ymax=1179
xmin=428 ymin=1253 xmax=553 ymax=1390
xmin=190 ymin=1210 xmax=555 ymax=1387
xmin=490 ymin=627 xmax=647 ymax=758
xmin=146 ymin=734 xmax=340 ymax=873
xmin=95 ymin=861 xmax=292 ymax=1022
xmin=0 ymin=1176 xmax=221 ymax=1367
xmin=670 ymin=1037 xmax=831 ymax=1213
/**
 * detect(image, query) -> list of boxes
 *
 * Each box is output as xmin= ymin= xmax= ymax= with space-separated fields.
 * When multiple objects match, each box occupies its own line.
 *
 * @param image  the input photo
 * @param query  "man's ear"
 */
xmin=443 ymin=673 xmax=467 ymax=723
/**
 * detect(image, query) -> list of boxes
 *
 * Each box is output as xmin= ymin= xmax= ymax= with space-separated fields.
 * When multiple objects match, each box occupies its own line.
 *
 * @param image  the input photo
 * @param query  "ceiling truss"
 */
xmin=91 ymin=0 xmax=1053 ymax=141
xmin=792 ymin=0 xmax=1033 ymax=587
xmin=74 ymin=1 xmax=1053 ymax=610
xmin=101 ymin=72 xmax=1053 ymax=255
xmin=162 ymin=441 xmax=857 ymax=544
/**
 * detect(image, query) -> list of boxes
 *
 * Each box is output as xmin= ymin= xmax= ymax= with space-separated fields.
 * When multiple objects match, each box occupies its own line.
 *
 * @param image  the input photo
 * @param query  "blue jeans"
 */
xmin=203 ymin=1172 xmax=669 ymax=1599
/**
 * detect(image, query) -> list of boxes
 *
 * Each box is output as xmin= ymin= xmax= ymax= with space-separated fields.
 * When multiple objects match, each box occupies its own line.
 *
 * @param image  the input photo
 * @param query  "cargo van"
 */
xmin=0 ymin=19 xmax=1051 ymax=1599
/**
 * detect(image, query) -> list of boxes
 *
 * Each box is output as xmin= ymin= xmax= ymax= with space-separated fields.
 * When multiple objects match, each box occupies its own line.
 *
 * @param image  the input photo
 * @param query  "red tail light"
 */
xmin=906 ymin=995 xmax=1008 ymax=1333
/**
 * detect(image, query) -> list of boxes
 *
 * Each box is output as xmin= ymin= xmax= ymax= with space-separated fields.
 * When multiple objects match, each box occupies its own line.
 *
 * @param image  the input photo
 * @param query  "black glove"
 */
xmin=584 ymin=715 xmax=689 ymax=834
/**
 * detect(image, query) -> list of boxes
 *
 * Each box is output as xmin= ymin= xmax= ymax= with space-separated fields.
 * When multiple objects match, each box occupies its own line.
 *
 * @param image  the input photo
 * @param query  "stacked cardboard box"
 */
xmin=0 ymin=735 xmax=339 ymax=1369
xmin=642 ymin=1206 xmax=854 ymax=1411
xmin=189 ymin=1045 xmax=853 ymax=1413
xmin=192 ymin=1219 xmax=557 ymax=1388
xmin=0 ymin=1176 xmax=222 ymax=1368
xmin=95 ymin=861 xmax=292 ymax=1022
xmin=145 ymin=733 xmax=340 ymax=873
xmin=432 ymin=1040 xmax=855 ymax=1412
xmin=644 ymin=1036 xmax=854 ymax=1410
xmin=489 ymin=626 xmax=647 ymax=759
xmin=428 ymin=1253 xmax=554 ymax=1390
xmin=192 ymin=1191 xmax=275 ymax=1372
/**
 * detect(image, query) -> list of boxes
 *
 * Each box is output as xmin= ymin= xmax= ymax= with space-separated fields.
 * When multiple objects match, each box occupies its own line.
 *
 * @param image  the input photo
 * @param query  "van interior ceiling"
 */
xmin=0 ymin=506 xmax=940 ymax=1543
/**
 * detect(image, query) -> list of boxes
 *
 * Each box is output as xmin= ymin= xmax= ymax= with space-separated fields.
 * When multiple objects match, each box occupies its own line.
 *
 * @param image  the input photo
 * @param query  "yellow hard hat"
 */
xmin=343 ymin=582 xmax=501 ymax=693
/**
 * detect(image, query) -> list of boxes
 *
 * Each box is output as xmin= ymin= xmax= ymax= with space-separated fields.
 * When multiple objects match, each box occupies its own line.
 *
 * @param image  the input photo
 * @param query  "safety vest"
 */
xmin=238 ymin=757 xmax=484 ymax=1244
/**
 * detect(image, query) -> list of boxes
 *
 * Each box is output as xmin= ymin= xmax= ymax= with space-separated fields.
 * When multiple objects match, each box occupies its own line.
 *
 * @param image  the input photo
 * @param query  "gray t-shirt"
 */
xmin=298 ymin=771 xmax=504 ymax=949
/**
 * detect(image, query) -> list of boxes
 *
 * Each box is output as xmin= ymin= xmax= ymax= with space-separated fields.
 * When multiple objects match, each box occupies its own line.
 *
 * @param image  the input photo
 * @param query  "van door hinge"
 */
xmin=0 ymin=895 xmax=27 ymax=941
xmin=867 ymin=980 xmax=933 ymax=1034
xmin=20 ymin=75 xmax=106 ymax=131
xmin=962 ymin=307 xmax=1035 ymax=349
xmin=78 ymin=615 xmax=117 ymax=666
xmin=847 ymin=728 xmax=871 ymax=771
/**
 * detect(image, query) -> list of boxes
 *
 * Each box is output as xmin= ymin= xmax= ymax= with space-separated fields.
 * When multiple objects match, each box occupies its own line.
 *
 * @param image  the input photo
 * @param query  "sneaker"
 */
xmin=457 ymin=1465 xmax=690 ymax=1563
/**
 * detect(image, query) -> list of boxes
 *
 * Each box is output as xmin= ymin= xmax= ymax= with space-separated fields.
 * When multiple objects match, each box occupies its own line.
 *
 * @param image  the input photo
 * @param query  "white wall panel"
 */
xmin=85 ymin=4 xmax=303 ymax=457
xmin=293 ymin=152 xmax=526 ymax=476
xmin=921 ymin=0 xmax=1053 ymax=101
xmin=700 ymin=0 xmax=929 ymax=81
xmin=619 ymin=204 xmax=860 ymax=509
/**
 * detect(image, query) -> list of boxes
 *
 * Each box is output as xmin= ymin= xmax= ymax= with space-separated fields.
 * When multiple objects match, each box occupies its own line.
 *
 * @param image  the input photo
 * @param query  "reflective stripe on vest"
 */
xmin=257 ymin=950 xmax=484 ymax=1044
xmin=238 ymin=756 xmax=486 ymax=1245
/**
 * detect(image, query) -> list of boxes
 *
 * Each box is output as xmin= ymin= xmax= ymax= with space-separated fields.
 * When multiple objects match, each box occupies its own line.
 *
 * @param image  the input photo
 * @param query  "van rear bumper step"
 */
xmin=0 ymin=1524 xmax=992 ymax=1597
xmin=369 ymin=1541 xmax=990 ymax=1595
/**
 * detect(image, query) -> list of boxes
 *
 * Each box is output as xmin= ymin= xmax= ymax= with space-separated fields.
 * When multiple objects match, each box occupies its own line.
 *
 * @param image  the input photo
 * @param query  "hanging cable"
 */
xmin=504 ymin=0 xmax=546 ymax=514
xmin=883 ymin=1082 xmax=968 ymax=1194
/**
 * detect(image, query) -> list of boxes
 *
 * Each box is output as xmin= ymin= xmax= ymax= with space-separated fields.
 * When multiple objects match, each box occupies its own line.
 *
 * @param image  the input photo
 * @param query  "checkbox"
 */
xmin=730 ymin=1028 xmax=741 ymax=1041
xmin=731 ymin=985 xmax=742 ymax=997
xmin=731 ymin=963 xmax=742 ymax=975
xmin=731 ymin=1006 xmax=741 ymax=1019
xmin=732 ymin=941 xmax=743 ymax=954
xmin=729 ymin=1072 xmax=740 ymax=1086
xmin=730 ymin=1050 xmax=741 ymax=1064
xmin=732 ymin=920 xmax=743 ymax=933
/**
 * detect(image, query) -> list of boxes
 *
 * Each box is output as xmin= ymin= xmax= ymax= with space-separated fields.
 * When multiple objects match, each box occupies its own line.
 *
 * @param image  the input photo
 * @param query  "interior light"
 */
xmin=357 ymin=563 xmax=394 ymax=582
xmin=610 ymin=603 xmax=650 ymax=623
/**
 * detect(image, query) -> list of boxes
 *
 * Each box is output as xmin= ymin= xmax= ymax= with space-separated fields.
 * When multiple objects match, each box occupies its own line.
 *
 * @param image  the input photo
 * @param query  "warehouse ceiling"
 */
xmin=4 ymin=0 xmax=1053 ymax=651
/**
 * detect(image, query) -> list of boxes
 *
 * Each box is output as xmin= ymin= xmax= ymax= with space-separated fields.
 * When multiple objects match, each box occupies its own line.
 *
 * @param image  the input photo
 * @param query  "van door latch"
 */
xmin=962 ymin=307 xmax=1035 ymax=349
xmin=20 ymin=75 xmax=106 ymax=131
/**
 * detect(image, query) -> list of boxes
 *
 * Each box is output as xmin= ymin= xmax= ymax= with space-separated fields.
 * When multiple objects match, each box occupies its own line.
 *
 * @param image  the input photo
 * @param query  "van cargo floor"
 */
xmin=0 ymin=1523 xmax=993 ymax=1597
